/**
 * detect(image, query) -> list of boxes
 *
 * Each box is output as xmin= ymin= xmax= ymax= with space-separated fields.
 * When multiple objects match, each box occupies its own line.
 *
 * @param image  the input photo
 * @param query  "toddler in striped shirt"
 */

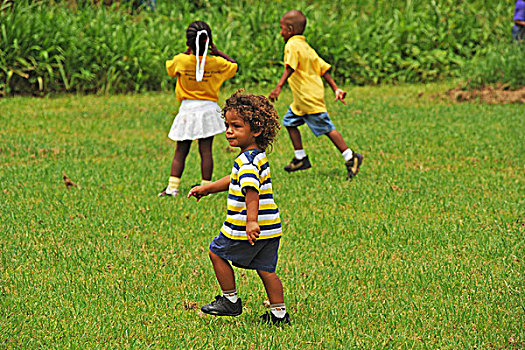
xmin=188 ymin=90 xmax=289 ymax=324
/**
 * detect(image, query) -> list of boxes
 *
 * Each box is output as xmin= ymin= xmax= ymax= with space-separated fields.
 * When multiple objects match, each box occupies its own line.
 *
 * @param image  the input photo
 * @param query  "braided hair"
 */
xmin=186 ymin=21 xmax=213 ymax=56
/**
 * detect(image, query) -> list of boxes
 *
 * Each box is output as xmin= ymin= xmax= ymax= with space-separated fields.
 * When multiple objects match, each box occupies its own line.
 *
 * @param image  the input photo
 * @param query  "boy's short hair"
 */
xmin=223 ymin=90 xmax=280 ymax=151
xmin=283 ymin=10 xmax=307 ymax=35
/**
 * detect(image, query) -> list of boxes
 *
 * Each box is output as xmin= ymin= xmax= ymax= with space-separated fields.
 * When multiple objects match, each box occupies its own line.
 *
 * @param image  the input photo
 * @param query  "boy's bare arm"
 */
xmin=323 ymin=71 xmax=347 ymax=105
xmin=269 ymin=66 xmax=295 ymax=102
xmin=187 ymin=175 xmax=231 ymax=201
xmin=244 ymin=188 xmax=260 ymax=245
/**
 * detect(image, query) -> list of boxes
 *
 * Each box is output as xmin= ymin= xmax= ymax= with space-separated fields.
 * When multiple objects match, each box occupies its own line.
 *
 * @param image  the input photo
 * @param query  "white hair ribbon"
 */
xmin=195 ymin=30 xmax=209 ymax=82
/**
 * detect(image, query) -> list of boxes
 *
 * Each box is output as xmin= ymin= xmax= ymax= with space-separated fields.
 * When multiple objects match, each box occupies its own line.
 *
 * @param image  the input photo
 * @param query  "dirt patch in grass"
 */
xmin=441 ymin=85 xmax=525 ymax=104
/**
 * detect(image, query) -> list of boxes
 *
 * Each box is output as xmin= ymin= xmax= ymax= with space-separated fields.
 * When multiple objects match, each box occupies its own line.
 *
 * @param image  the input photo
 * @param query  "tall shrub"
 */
xmin=0 ymin=0 xmax=512 ymax=95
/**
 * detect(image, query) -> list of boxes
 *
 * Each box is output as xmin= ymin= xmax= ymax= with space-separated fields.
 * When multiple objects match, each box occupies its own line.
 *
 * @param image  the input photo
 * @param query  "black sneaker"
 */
xmin=201 ymin=295 xmax=242 ymax=316
xmin=284 ymin=156 xmax=312 ymax=172
xmin=260 ymin=311 xmax=291 ymax=325
xmin=345 ymin=153 xmax=363 ymax=179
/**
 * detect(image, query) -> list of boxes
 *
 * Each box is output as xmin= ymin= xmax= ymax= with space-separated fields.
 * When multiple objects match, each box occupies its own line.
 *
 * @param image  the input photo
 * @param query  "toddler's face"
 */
xmin=224 ymin=110 xmax=260 ymax=152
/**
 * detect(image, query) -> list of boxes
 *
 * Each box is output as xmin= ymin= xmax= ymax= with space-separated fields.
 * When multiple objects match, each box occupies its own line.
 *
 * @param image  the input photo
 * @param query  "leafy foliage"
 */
xmin=462 ymin=43 xmax=525 ymax=90
xmin=0 ymin=0 xmax=512 ymax=95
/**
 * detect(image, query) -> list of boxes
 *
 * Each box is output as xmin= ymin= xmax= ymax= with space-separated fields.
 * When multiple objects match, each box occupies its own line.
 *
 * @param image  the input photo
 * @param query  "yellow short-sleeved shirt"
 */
xmin=166 ymin=54 xmax=238 ymax=102
xmin=284 ymin=35 xmax=332 ymax=116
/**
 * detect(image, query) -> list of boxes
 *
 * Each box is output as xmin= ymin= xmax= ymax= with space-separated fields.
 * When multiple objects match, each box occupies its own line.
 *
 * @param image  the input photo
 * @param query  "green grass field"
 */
xmin=0 ymin=84 xmax=523 ymax=348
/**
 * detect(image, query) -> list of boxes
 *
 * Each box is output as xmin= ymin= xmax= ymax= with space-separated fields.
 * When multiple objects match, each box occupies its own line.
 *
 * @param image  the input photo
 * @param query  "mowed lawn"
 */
xmin=0 ymin=84 xmax=523 ymax=349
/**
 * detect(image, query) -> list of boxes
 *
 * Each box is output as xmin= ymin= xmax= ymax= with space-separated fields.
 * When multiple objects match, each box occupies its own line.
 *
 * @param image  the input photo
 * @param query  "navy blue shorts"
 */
xmin=282 ymin=106 xmax=336 ymax=136
xmin=209 ymin=233 xmax=281 ymax=273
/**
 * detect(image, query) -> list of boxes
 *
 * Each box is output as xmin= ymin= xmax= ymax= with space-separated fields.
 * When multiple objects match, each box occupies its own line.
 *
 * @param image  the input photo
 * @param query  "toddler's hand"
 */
xmin=269 ymin=86 xmax=281 ymax=102
xmin=335 ymin=88 xmax=347 ymax=105
xmin=187 ymin=185 xmax=208 ymax=202
xmin=246 ymin=221 xmax=260 ymax=246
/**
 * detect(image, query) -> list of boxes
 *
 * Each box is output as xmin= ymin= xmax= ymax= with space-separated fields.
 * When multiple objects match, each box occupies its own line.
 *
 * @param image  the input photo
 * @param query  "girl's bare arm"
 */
xmin=210 ymin=44 xmax=237 ymax=65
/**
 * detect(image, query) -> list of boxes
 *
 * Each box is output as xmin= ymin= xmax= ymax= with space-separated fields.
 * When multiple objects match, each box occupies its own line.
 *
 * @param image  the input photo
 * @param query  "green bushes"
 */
xmin=0 ymin=2 xmax=170 ymax=95
xmin=0 ymin=0 xmax=513 ymax=95
xmin=462 ymin=43 xmax=525 ymax=90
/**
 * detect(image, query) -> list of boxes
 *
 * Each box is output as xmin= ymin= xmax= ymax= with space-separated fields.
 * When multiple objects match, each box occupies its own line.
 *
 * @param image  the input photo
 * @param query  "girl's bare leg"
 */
xmin=198 ymin=136 xmax=214 ymax=181
xmin=170 ymin=140 xmax=192 ymax=177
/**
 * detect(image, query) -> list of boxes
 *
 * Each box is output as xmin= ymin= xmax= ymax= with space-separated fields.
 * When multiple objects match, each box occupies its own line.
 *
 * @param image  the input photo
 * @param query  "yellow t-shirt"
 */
xmin=284 ymin=35 xmax=332 ymax=115
xmin=166 ymin=54 xmax=238 ymax=102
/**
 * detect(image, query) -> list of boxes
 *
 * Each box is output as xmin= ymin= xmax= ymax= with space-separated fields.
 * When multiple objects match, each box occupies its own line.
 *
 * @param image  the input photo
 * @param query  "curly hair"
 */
xmin=223 ymin=90 xmax=281 ymax=151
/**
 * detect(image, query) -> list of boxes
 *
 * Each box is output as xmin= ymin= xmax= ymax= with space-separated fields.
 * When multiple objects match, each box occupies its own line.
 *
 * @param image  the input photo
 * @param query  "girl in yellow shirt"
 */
xmin=159 ymin=21 xmax=238 ymax=197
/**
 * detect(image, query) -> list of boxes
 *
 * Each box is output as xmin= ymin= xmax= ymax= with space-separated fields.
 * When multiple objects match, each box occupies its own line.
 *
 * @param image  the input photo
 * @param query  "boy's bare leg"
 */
xmin=284 ymin=126 xmax=311 ymax=172
xmin=202 ymin=250 xmax=242 ymax=316
xmin=209 ymin=250 xmax=236 ymax=291
xmin=198 ymin=136 xmax=214 ymax=181
xmin=170 ymin=140 xmax=192 ymax=177
xmin=286 ymin=126 xmax=304 ymax=151
xmin=326 ymin=129 xmax=349 ymax=153
xmin=257 ymin=270 xmax=284 ymax=304
xmin=257 ymin=269 xmax=289 ymax=323
xmin=326 ymin=129 xmax=363 ymax=179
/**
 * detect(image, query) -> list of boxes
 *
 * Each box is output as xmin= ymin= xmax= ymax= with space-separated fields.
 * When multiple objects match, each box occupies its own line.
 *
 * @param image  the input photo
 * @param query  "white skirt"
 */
xmin=168 ymin=100 xmax=226 ymax=141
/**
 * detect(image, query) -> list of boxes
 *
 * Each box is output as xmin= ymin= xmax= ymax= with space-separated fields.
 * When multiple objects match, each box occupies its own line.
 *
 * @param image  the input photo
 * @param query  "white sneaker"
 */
xmin=158 ymin=187 xmax=179 ymax=197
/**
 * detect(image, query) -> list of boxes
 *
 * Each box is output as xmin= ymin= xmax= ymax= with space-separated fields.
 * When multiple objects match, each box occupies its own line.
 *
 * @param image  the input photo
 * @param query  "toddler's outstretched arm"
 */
xmin=269 ymin=66 xmax=294 ymax=102
xmin=188 ymin=175 xmax=230 ymax=201
xmin=323 ymin=71 xmax=347 ymax=105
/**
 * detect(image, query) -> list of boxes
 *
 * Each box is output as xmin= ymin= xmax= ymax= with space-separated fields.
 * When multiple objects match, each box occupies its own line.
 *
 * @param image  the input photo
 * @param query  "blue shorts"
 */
xmin=282 ymin=107 xmax=336 ymax=137
xmin=209 ymin=232 xmax=281 ymax=273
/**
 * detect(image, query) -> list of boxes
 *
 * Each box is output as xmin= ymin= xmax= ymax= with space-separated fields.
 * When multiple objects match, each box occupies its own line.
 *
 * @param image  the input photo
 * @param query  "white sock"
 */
xmin=222 ymin=289 xmax=238 ymax=303
xmin=342 ymin=148 xmax=353 ymax=162
xmin=167 ymin=176 xmax=181 ymax=192
xmin=294 ymin=149 xmax=306 ymax=160
xmin=270 ymin=303 xmax=286 ymax=318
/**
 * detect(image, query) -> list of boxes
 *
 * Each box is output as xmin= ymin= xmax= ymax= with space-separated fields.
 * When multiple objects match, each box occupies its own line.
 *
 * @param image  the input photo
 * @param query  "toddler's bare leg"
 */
xmin=286 ymin=126 xmax=303 ymax=151
xmin=326 ymin=129 xmax=349 ymax=153
xmin=198 ymin=136 xmax=214 ymax=181
xmin=170 ymin=140 xmax=192 ymax=177
xmin=209 ymin=250 xmax=236 ymax=291
xmin=257 ymin=270 xmax=284 ymax=304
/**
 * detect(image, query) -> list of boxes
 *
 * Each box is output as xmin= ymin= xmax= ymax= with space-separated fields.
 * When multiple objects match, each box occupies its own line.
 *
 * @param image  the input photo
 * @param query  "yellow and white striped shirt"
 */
xmin=220 ymin=149 xmax=282 ymax=240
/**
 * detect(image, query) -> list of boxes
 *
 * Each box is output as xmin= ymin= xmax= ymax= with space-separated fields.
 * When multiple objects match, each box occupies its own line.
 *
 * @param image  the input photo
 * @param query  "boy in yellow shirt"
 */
xmin=269 ymin=10 xmax=363 ymax=179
